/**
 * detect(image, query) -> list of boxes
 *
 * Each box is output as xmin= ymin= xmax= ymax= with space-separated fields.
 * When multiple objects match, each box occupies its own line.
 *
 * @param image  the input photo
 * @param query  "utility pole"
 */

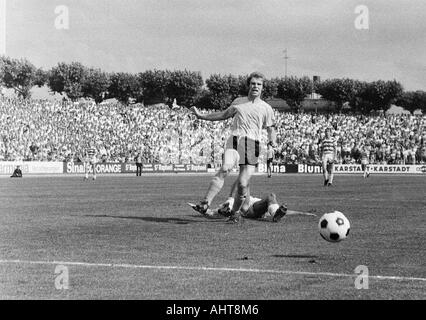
xmin=283 ymin=49 xmax=289 ymax=78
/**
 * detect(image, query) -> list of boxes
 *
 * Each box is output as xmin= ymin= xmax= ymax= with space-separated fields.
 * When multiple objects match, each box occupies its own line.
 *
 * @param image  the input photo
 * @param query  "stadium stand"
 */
xmin=1 ymin=97 xmax=425 ymax=165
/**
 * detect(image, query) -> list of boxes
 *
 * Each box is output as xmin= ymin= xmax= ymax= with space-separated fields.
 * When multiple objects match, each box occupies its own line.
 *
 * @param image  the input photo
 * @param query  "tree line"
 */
xmin=1 ymin=55 xmax=425 ymax=114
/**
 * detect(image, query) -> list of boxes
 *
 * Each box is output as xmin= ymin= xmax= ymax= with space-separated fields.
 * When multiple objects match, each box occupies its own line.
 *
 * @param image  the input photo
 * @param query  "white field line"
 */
xmin=0 ymin=259 xmax=425 ymax=283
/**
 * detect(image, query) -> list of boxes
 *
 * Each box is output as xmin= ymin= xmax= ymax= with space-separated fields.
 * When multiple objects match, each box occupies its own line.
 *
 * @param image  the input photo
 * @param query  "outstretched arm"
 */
xmin=190 ymin=106 xmax=236 ymax=121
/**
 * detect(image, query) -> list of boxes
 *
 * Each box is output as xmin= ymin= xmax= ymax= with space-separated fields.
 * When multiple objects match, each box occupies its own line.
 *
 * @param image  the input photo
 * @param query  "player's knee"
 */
xmin=220 ymin=165 xmax=232 ymax=176
xmin=211 ymin=175 xmax=225 ymax=187
xmin=237 ymin=181 xmax=249 ymax=197
xmin=217 ymin=168 xmax=229 ymax=179
xmin=238 ymin=178 xmax=249 ymax=188
xmin=238 ymin=182 xmax=248 ymax=193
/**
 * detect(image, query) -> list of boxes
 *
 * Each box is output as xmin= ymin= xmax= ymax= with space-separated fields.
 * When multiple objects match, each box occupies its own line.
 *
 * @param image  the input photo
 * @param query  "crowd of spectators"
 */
xmin=0 ymin=97 xmax=227 ymax=165
xmin=1 ymin=97 xmax=425 ymax=165
xmin=274 ymin=113 xmax=426 ymax=165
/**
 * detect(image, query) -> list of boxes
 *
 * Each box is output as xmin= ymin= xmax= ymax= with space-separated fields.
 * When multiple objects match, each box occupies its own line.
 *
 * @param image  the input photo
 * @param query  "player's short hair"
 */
xmin=247 ymin=72 xmax=265 ymax=86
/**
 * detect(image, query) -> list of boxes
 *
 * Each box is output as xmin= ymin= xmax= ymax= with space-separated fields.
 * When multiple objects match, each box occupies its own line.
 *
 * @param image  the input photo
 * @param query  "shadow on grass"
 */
xmin=82 ymin=214 xmax=223 ymax=225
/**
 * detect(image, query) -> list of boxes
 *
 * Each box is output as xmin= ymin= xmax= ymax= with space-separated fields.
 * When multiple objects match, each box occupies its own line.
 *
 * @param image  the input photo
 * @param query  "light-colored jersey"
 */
xmin=267 ymin=148 xmax=275 ymax=159
xmin=85 ymin=147 xmax=97 ymax=164
xmin=228 ymin=97 xmax=275 ymax=141
xmin=321 ymin=137 xmax=337 ymax=155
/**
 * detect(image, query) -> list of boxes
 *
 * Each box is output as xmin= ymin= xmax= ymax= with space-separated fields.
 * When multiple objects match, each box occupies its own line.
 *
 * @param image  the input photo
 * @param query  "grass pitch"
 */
xmin=0 ymin=174 xmax=425 ymax=299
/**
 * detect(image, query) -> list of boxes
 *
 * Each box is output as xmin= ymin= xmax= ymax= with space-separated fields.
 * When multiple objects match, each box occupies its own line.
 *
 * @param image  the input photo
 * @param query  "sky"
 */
xmin=1 ymin=0 xmax=426 ymax=95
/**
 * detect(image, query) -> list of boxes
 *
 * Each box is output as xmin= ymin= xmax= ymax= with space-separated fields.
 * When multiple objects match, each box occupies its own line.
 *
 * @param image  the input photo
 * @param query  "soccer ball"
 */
xmin=318 ymin=211 xmax=350 ymax=243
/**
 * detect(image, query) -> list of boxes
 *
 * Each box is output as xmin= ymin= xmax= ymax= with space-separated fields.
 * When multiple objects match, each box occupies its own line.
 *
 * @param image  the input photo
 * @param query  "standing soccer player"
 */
xmin=320 ymin=128 xmax=337 ymax=186
xmin=266 ymin=142 xmax=275 ymax=178
xmin=84 ymin=143 xmax=98 ymax=180
xmin=360 ymin=145 xmax=370 ymax=178
xmin=135 ymin=152 xmax=142 ymax=177
xmin=190 ymin=72 xmax=276 ymax=223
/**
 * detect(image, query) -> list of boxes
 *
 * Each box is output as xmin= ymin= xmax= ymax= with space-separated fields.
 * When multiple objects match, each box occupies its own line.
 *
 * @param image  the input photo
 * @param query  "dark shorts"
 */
xmin=226 ymin=136 xmax=260 ymax=166
xmin=267 ymin=158 xmax=273 ymax=166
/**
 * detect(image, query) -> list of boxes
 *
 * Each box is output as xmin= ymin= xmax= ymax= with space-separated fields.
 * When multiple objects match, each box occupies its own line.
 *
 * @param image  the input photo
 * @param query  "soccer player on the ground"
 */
xmin=320 ymin=128 xmax=338 ymax=186
xmin=84 ymin=143 xmax=98 ymax=180
xmin=190 ymin=72 xmax=276 ymax=223
xmin=215 ymin=193 xmax=287 ymax=222
xmin=194 ymin=179 xmax=287 ymax=222
xmin=266 ymin=142 xmax=275 ymax=178
xmin=360 ymin=145 xmax=370 ymax=178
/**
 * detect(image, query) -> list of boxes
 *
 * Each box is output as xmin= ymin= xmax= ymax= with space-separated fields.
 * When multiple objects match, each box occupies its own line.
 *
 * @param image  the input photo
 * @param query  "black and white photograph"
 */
xmin=0 ymin=0 xmax=425 ymax=305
